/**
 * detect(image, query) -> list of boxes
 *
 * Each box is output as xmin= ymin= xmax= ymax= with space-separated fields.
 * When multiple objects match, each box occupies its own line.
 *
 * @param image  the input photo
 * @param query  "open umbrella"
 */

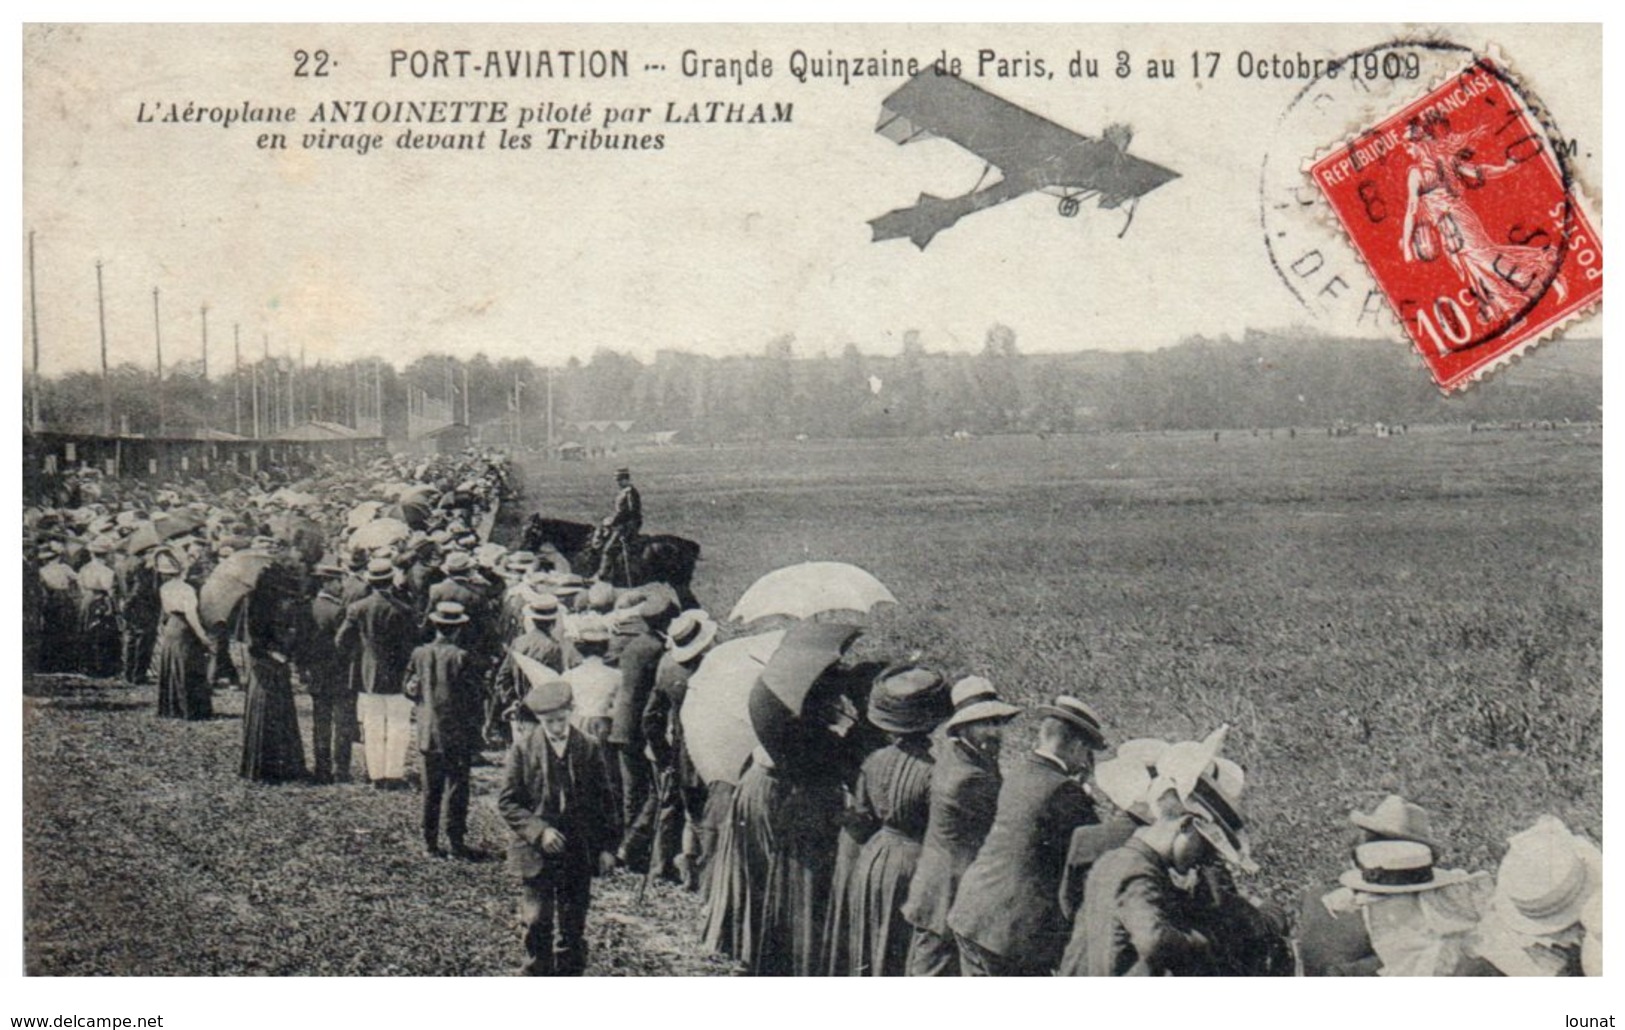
xmin=748 ymin=622 xmax=861 ymax=768
xmin=198 ymin=550 xmax=277 ymax=627
xmin=124 ymin=511 xmax=205 ymax=553
xmin=345 ymin=501 xmax=384 ymax=530
xmin=755 ymin=622 xmax=862 ymax=716
xmin=350 ymin=517 xmax=410 ymax=552
xmin=681 ymin=630 xmax=785 ymax=785
xmin=728 ymin=562 xmax=897 ymax=623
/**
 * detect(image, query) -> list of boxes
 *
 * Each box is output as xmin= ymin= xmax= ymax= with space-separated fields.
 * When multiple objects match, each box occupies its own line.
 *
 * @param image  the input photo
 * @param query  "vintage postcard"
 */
xmin=15 ymin=19 xmax=1604 ymax=1014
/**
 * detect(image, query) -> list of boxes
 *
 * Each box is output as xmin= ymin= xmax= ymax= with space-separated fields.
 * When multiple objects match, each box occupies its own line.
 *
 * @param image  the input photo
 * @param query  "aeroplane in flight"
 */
xmin=868 ymin=70 xmax=1180 ymax=249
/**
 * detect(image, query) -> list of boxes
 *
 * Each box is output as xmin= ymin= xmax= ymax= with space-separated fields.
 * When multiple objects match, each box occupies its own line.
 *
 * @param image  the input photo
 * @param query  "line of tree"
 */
xmin=27 ymin=326 xmax=1601 ymax=443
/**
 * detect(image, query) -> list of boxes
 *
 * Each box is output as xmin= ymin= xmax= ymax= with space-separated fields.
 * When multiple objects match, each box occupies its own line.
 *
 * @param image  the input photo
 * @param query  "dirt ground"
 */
xmin=22 ymin=672 xmax=735 ymax=976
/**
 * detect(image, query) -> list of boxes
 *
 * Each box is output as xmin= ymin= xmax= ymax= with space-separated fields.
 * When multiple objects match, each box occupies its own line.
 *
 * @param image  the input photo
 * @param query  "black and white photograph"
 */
xmin=11 ymin=17 xmax=1608 ymax=1021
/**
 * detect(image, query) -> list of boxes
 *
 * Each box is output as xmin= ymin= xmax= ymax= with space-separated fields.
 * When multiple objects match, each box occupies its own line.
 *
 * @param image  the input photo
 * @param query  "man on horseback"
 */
xmin=595 ymin=467 xmax=642 ymax=581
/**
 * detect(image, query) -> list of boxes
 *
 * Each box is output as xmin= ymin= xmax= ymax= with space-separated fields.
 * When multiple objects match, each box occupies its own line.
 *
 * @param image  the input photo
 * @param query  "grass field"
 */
xmin=539 ymin=428 xmax=1603 ymax=902
xmin=22 ymin=426 xmax=1601 ymax=974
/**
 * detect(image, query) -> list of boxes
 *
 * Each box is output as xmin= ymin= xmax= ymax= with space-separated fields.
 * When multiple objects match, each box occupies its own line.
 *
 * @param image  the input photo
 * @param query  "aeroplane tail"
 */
xmin=868 ymin=192 xmax=963 ymax=250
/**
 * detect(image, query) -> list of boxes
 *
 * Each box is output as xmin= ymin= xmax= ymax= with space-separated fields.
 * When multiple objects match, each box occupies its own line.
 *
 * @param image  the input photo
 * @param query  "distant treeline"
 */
xmin=29 ymin=327 xmax=1601 ymax=441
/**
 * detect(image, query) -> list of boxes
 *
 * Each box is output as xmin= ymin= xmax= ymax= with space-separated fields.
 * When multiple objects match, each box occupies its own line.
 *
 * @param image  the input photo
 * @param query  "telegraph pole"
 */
xmin=153 ymin=287 xmax=165 ymax=436
xmin=545 ymin=366 xmax=555 ymax=461
xmin=233 ymin=324 xmax=242 ymax=436
xmin=285 ymin=340 xmax=294 ymax=430
xmin=262 ymin=333 xmax=271 ymax=434
xmin=96 ymin=261 xmax=111 ymax=434
xmin=28 ymin=231 xmax=41 ymax=432
xmin=513 ymin=372 xmax=523 ymax=448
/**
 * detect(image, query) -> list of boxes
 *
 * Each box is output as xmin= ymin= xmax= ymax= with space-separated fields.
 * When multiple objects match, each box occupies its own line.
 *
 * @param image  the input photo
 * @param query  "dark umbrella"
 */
xmin=267 ymin=513 xmax=326 ymax=565
xmin=748 ymin=622 xmax=861 ymax=769
xmin=382 ymin=500 xmax=432 ymax=530
xmin=198 ymin=551 xmax=277 ymax=627
xmin=124 ymin=511 xmax=205 ymax=554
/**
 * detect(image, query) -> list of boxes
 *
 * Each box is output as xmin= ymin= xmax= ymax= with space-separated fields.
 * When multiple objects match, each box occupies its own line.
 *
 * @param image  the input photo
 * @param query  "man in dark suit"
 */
xmin=498 ymin=679 xmax=621 ymax=976
xmin=304 ymin=561 xmax=355 ymax=783
xmin=114 ymin=538 xmax=159 ymax=684
xmin=336 ymin=558 xmax=416 ymax=787
xmin=642 ymin=608 xmax=719 ymax=888
xmin=406 ymin=601 xmax=483 ymax=858
xmin=606 ymin=595 xmax=675 ymax=872
xmin=902 ymin=676 xmax=1021 ymax=976
xmin=947 ymin=695 xmax=1109 ymax=976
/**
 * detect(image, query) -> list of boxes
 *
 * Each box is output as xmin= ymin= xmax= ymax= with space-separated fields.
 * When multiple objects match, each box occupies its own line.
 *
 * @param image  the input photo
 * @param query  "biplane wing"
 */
xmin=870 ymin=70 xmax=1179 ymax=248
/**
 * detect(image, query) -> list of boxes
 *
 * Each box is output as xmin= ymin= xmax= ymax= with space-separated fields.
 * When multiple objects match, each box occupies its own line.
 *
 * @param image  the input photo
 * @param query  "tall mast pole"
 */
xmin=28 ymin=231 xmax=41 ymax=432
xmin=546 ymin=366 xmax=555 ymax=460
xmin=153 ymin=287 xmax=165 ymax=435
xmin=286 ymin=340 xmax=295 ymax=429
xmin=199 ymin=306 xmax=209 ymax=431
xmin=262 ymin=333 xmax=272 ymax=434
xmin=234 ymin=324 xmax=242 ymax=435
xmin=96 ymin=260 xmax=111 ymax=434
xmin=252 ymin=351 xmax=261 ymax=440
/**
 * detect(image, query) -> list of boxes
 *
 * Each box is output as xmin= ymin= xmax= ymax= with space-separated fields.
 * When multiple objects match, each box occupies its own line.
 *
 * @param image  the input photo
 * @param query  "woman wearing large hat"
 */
xmin=152 ymin=548 xmax=213 ymax=720
xmin=899 ymin=676 xmax=1021 ymax=976
xmin=828 ymin=665 xmax=952 ymax=976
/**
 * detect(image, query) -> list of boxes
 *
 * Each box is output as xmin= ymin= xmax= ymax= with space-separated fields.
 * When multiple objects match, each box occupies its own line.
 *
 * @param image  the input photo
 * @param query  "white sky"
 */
xmin=22 ymin=23 xmax=1602 ymax=375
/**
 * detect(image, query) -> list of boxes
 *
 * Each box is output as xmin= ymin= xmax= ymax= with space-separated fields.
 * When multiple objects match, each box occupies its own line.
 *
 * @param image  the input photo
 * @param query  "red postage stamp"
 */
xmin=1308 ymin=57 xmax=1602 ymax=392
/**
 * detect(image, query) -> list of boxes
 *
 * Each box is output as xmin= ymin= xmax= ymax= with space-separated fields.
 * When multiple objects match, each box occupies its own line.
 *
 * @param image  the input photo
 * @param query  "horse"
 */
xmin=521 ymin=514 xmax=702 ymax=610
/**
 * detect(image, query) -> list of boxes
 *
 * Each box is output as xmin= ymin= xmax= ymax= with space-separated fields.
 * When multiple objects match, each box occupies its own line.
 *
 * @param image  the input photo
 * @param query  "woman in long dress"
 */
xmin=153 ymin=549 xmax=212 ymax=720
xmin=702 ymin=654 xmax=872 ymax=976
xmin=830 ymin=666 xmax=950 ymax=976
xmin=238 ymin=551 xmax=307 ymax=783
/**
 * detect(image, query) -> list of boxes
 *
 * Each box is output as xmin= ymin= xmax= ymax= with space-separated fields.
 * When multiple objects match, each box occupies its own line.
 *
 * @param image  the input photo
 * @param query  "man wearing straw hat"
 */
xmin=336 ymin=557 xmax=417 ymax=788
xmin=1471 ymin=815 xmax=1600 ymax=976
xmin=948 ymin=695 xmax=1110 ymax=976
xmin=490 ymin=593 xmax=565 ymax=743
xmin=1056 ymin=742 xmax=1166 ymax=934
xmin=305 ymin=559 xmax=356 ymax=783
xmin=608 ymin=591 xmax=678 ymax=873
xmin=114 ymin=531 xmax=160 ymax=685
xmin=643 ymin=608 xmax=720 ymax=889
xmin=1298 ymin=794 xmax=1444 ymax=977
xmin=406 ymin=601 xmax=484 ymax=859
xmin=901 ymin=676 xmax=1021 ymax=976
xmin=498 ymin=678 xmax=621 ymax=976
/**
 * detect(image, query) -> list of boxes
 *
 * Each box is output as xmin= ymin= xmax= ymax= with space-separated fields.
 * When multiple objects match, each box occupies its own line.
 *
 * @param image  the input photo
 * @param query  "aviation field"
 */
xmin=22 ymin=428 xmax=1599 ymax=975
